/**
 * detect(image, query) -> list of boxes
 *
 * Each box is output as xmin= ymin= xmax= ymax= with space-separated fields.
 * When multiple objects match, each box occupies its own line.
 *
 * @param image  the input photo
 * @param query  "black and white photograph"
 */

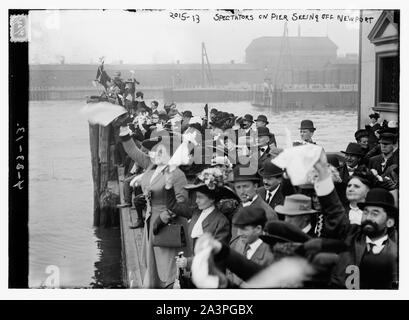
xmin=7 ymin=2 xmax=405 ymax=297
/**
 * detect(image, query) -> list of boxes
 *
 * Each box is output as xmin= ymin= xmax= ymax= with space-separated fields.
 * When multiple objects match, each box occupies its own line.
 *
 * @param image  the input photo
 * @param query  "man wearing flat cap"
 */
xmin=257 ymin=159 xmax=289 ymax=220
xmin=312 ymin=153 xmax=398 ymax=289
xmin=298 ymin=119 xmax=316 ymax=144
xmin=227 ymin=206 xmax=275 ymax=286
xmin=230 ymin=165 xmax=278 ymax=240
xmin=368 ymin=132 xmax=399 ymax=175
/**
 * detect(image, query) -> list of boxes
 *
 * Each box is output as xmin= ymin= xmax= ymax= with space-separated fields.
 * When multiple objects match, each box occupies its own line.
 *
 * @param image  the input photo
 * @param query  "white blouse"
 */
xmin=191 ymin=205 xmax=215 ymax=239
xmin=348 ymin=204 xmax=363 ymax=225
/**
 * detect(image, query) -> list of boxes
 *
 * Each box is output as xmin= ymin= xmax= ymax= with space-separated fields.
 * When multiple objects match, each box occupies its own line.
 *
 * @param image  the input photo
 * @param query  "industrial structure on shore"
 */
xmin=29 ymin=29 xmax=358 ymax=110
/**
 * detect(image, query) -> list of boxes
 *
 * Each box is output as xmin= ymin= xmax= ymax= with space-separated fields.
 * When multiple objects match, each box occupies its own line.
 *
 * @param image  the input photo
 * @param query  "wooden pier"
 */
xmin=89 ymin=122 xmax=144 ymax=288
xmin=117 ymin=167 xmax=145 ymax=288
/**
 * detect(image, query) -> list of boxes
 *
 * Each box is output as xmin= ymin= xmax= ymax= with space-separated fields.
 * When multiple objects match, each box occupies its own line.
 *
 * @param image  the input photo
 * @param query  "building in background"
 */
xmin=29 ymin=35 xmax=359 ymax=104
xmin=359 ymin=10 xmax=399 ymax=128
xmin=245 ymin=36 xmax=338 ymax=70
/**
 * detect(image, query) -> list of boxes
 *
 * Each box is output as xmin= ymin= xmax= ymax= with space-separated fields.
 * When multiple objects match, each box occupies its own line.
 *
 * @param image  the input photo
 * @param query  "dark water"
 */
xmin=28 ymin=100 xmax=357 ymax=288
xmin=29 ymin=100 xmax=123 ymax=288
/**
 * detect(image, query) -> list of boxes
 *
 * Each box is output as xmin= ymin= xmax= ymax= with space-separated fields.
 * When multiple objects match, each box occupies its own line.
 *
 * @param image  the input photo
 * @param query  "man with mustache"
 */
xmin=313 ymin=152 xmax=398 ymax=289
xmin=338 ymin=143 xmax=366 ymax=185
xmin=368 ymin=132 xmax=399 ymax=175
xmin=257 ymin=160 xmax=286 ymax=220
xmin=230 ymin=165 xmax=278 ymax=241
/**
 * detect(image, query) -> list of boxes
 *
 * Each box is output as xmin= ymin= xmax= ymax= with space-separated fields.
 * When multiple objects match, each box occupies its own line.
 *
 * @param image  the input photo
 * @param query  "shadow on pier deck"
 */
xmin=117 ymin=167 xmax=145 ymax=288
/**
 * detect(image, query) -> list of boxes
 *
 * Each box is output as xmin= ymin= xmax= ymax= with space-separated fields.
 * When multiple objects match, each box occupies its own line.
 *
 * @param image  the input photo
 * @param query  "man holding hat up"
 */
xmin=227 ymin=206 xmax=275 ymax=286
xmin=230 ymin=165 xmax=278 ymax=240
xmin=312 ymin=151 xmax=398 ymax=289
xmin=368 ymin=131 xmax=399 ymax=175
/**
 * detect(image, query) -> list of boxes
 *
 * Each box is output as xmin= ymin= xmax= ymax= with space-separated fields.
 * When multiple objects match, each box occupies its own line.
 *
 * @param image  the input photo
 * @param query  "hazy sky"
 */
xmin=28 ymin=9 xmax=369 ymax=64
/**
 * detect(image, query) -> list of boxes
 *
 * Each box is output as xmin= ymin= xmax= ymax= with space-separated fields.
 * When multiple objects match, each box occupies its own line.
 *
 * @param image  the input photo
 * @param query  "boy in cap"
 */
xmin=227 ymin=206 xmax=275 ymax=286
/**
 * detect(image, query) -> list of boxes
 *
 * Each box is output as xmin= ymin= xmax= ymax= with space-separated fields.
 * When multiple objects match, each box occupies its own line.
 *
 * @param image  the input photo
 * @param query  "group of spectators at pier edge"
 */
xmin=100 ymin=70 xmax=399 ymax=289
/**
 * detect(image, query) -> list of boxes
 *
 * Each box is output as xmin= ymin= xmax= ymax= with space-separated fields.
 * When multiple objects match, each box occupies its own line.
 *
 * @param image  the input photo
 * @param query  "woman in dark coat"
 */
xmin=164 ymin=167 xmax=239 ymax=272
xmin=120 ymin=128 xmax=189 ymax=288
xmin=365 ymin=113 xmax=381 ymax=150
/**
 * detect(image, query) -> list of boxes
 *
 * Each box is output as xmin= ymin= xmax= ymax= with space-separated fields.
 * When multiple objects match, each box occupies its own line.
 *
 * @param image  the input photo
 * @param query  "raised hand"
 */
xmin=313 ymin=149 xmax=330 ymax=182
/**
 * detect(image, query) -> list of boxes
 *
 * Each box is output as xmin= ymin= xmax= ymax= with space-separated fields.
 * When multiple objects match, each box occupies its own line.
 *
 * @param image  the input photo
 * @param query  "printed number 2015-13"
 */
xmin=169 ymin=12 xmax=200 ymax=23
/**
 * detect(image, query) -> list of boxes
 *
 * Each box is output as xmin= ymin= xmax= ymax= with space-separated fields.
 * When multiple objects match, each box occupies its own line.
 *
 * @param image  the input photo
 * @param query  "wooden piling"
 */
xmin=89 ymin=123 xmax=101 ymax=227
xmin=89 ymin=119 xmax=121 ymax=227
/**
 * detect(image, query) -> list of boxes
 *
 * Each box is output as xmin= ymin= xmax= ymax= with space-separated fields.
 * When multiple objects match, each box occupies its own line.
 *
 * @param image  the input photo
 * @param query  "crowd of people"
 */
xmin=103 ymin=73 xmax=398 ymax=290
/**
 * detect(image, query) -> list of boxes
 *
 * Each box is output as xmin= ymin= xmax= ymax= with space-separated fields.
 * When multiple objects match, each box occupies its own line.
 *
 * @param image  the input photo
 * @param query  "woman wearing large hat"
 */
xmin=119 ymin=127 xmax=190 ymax=288
xmin=164 ymin=167 xmax=239 ymax=283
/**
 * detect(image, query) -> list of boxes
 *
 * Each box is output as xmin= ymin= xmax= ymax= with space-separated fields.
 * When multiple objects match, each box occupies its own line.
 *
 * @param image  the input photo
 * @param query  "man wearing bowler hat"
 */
xmin=339 ymin=142 xmax=366 ymax=184
xmin=257 ymin=159 xmax=287 ymax=220
xmin=227 ymin=206 xmax=275 ymax=286
xmin=368 ymin=132 xmax=399 ymax=175
xmin=312 ymin=152 xmax=398 ymax=289
xmin=299 ymin=119 xmax=316 ymax=144
xmin=274 ymin=194 xmax=320 ymax=238
xmin=256 ymin=127 xmax=277 ymax=169
xmin=255 ymin=115 xmax=269 ymax=128
xmin=241 ymin=114 xmax=255 ymax=134
xmin=230 ymin=165 xmax=278 ymax=240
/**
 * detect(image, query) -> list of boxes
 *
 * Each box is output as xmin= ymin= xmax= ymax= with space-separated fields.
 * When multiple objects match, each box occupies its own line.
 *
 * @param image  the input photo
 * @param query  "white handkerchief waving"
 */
xmin=272 ymin=144 xmax=323 ymax=186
